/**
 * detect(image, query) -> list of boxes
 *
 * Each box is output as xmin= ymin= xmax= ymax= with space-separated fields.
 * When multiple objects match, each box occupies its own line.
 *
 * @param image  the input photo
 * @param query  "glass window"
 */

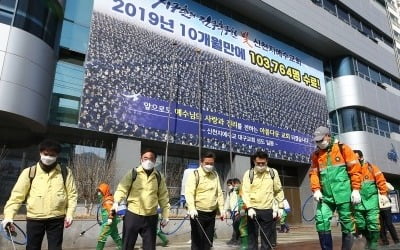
xmin=390 ymin=122 xmax=400 ymax=134
xmin=362 ymin=25 xmax=373 ymax=38
xmin=53 ymin=61 xmax=84 ymax=97
xmin=332 ymin=56 xmax=355 ymax=77
xmin=13 ymin=0 xmax=62 ymax=48
xmin=64 ymin=0 xmax=93 ymax=27
xmin=392 ymin=80 xmax=400 ymax=90
xmin=378 ymin=117 xmax=389 ymax=132
xmin=337 ymin=6 xmax=349 ymax=24
xmin=323 ymin=0 xmax=337 ymax=16
xmin=365 ymin=113 xmax=379 ymax=134
xmin=0 ymin=10 xmax=12 ymax=24
xmin=60 ymin=20 xmax=90 ymax=54
xmin=350 ymin=15 xmax=362 ymax=31
xmin=0 ymin=0 xmax=16 ymax=11
xmin=369 ymin=68 xmax=380 ymax=83
xmin=339 ymin=108 xmax=363 ymax=132
xmin=14 ymin=1 xmax=47 ymax=39
xmin=383 ymin=37 xmax=393 ymax=47
xmin=380 ymin=74 xmax=391 ymax=85
xmin=329 ymin=111 xmax=339 ymax=134
xmin=356 ymin=60 xmax=369 ymax=79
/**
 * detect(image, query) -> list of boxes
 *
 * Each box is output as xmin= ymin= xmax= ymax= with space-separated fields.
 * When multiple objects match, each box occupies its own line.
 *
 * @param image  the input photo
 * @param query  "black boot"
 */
xmin=341 ymin=232 xmax=353 ymax=250
xmin=318 ymin=231 xmax=333 ymax=250
xmin=279 ymin=224 xmax=285 ymax=233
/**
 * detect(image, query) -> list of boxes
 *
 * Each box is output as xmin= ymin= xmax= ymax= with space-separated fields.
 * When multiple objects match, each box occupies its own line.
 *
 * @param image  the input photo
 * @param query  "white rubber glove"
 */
xmin=106 ymin=218 xmax=113 ymax=225
xmin=1 ymin=219 xmax=13 ymax=230
xmin=112 ymin=202 xmax=119 ymax=212
xmin=351 ymin=190 xmax=361 ymax=204
xmin=273 ymin=210 xmax=277 ymax=219
xmin=313 ymin=189 xmax=323 ymax=202
xmin=188 ymin=209 xmax=198 ymax=219
xmin=64 ymin=216 xmax=73 ymax=228
xmin=379 ymin=194 xmax=391 ymax=207
xmin=277 ymin=208 xmax=284 ymax=218
xmin=248 ymin=208 xmax=256 ymax=219
xmin=386 ymin=182 xmax=394 ymax=191
xmin=160 ymin=218 xmax=169 ymax=227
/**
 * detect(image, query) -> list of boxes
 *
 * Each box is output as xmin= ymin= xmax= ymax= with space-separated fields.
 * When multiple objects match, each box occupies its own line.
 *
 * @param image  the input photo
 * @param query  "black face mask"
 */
xmin=39 ymin=161 xmax=57 ymax=173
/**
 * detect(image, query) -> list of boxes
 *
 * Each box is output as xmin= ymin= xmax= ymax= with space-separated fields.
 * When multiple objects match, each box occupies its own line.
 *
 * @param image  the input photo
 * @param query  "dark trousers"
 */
xmin=380 ymin=208 xmax=400 ymax=244
xmin=231 ymin=214 xmax=241 ymax=242
xmin=271 ymin=219 xmax=277 ymax=246
xmin=248 ymin=209 xmax=274 ymax=250
xmin=26 ymin=217 xmax=64 ymax=250
xmin=122 ymin=210 xmax=158 ymax=250
xmin=190 ymin=210 xmax=216 ymax=250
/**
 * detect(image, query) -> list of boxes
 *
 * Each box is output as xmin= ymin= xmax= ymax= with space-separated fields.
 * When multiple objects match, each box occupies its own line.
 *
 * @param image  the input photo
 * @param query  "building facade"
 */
xmin=0 ymin=0 xmax=399 ymax=224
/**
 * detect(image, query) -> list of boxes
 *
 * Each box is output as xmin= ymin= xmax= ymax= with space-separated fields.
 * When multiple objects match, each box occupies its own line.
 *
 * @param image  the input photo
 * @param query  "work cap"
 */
xmin=313 ymin=126 xmax=329 ymax=141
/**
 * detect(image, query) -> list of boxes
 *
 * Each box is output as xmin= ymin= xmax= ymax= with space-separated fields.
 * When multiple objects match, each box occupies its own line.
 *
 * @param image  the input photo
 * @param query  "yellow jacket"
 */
xmin=4 ymin=163 xmax=78 ymax=219
xmin=242 ymin=167 xmax=284 ymax=209
xmin=185 ymin=166 xmax=224 ymax=213
xmin=114 ymin=166 xmax=170 ymax=218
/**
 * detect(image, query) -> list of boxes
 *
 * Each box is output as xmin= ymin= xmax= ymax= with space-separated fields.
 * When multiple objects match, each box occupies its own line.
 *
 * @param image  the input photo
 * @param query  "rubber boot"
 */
xmin=157 ymin=229 xmax=169 ymax=247
xmin=279 ymin=224 xmax=285 ymax=233
xmin=318 ymin=231 xmax=333 ymax=250
xmin=284 ymin=224 xmax=290 ymax=233
xmin=96 ymin=241 xmax=106 ymax=250
xmin=367 ymin=231 xmax=380 ymax=250
xmin=341 ymin=232 xmax=353 ymax=250
xmin=115 ymin=237 xmax=122 ymax=250
xmin=240 ymin=236 xmax=248 ymax=250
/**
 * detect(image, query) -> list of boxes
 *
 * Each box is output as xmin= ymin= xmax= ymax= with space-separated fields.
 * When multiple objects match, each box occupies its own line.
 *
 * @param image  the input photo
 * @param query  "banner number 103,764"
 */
xmin=249 ymin=50 xmax=321 ymax=90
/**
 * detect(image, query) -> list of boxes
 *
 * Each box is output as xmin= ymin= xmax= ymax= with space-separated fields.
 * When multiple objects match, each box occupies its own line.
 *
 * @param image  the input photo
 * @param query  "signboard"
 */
xmin=79 ymin=0 xmax=328 ymax=162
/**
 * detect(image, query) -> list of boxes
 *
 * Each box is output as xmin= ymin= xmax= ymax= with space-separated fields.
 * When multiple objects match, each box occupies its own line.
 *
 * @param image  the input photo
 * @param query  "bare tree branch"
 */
xmin=69 ymin=142 xmax=115 ymax=215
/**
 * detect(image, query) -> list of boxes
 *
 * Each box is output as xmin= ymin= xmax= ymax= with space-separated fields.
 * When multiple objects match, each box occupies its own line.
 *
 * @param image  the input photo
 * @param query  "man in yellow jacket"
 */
xmin=113 ymin=148 xmax=170 ymax=250
xmin=185 ymin=151 xmax=225 ymax=250
xmin=2 ymin=139 xmax=78 ymax=249
xmin=242 ymin=150 xmax=285 ymax=250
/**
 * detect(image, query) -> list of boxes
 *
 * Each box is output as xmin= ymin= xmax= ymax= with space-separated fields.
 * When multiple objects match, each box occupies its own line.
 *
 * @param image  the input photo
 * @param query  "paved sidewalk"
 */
xmin=3 ymin=223 xmax=400 ymax=249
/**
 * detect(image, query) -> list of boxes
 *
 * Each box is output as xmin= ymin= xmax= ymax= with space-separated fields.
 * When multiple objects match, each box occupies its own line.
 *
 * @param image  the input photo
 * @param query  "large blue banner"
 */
xmin=79 ymin=0 xmax=328 ymax=162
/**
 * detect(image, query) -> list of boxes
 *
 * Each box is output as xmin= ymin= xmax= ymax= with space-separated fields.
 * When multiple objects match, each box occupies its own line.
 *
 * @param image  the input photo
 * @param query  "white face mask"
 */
xmin=317 ymin=140 xmax=329 ymax=149
xmin=202 ymin=164 xmax=214 ymax=172
xmin=254 ymin=165 xmax=267 ymax=173
xmin=40 ymin=154 xmax=57 ymax=166
xmin=142 ymin=160 xmax=155 ymax=170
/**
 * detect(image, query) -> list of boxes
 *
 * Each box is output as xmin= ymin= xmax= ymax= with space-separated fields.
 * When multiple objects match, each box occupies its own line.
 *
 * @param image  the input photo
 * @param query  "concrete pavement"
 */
xmin=2 ymin=220 xmax=400 ymax=249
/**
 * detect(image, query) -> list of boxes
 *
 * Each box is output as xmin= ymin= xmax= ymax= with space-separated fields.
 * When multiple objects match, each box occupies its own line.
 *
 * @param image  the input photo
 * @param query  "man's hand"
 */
xmin=219 ymin=210 xmax=225 ymax=221
xmin=160 ymin=218 xmax=169 ymax=227
xmin=247 ymin=208 xmax=256 ymax=219
xmin=1 ymin=219 xmax=13 ymax=230
xmin=64 ymin=216 xmax=73 ymax=228
xmin=277 ymin=208 xmax=283 ymax=218
xmin=313 ymin=189 xmax=323 ymax=202
xmin=273 ymin=210 xmax=277 ymax=219
xmin=187 ymin=209 xmax=198 ymax=219
xmin=351 ymin=190 xmax=361 ymax=204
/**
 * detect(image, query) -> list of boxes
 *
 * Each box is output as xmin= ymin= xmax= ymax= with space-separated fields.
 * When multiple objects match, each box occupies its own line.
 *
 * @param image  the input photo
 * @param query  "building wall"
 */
xmin=0 ymin=23 xmax=57 ymax=132
xmin=328 ymin=75 xmax=400 ymax=118
xmin=261 ymin=0 xmax=398 ymax=76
